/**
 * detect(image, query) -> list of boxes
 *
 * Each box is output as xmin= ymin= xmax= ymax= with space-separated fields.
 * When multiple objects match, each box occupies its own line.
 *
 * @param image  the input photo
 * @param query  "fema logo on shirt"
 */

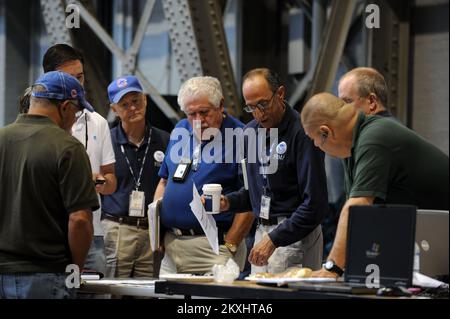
xmin=154 ymin=150 xmax=165 ymax=167
xmin=117 ymin=78 xmax=128 ymax=88
xmin=274 ymin=141 xmax=287 ymax=160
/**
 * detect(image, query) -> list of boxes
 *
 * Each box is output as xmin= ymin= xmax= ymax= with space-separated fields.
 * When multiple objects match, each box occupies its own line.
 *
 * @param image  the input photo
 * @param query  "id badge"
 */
xmin=129 ymin=190 xmax=145 ymax=217
xmin=260 ymin=195 xmax=271 ymax=220
xmin=173 ymin=158 xmax=191 ymax=182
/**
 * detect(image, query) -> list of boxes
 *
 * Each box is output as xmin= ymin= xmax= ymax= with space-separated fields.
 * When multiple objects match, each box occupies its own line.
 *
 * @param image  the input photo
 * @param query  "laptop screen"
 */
xmin=416 ymin=209 xmax=449 ymax=278
xmin=345 ymin=205 xmax=417 ymax=287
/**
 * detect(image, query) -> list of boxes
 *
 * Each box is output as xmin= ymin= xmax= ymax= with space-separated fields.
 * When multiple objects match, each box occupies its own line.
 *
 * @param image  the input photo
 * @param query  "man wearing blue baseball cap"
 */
xmin=101 ymin=75 xmax=169 ymax=278
xmin=0 ymin=71 xmax=99 ymax=299
xmin=31 ymin=70 xmax=95 ymax=131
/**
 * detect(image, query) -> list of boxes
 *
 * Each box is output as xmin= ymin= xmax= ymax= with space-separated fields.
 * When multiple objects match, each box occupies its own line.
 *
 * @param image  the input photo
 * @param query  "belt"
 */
xmin=102 ymin=213 xmax=148 ymax=229
xmin=170 ymin=228 xmax=204 ymax=236
xmin=258 ymin=216 xmax=285 ymax=226
xmin=169 ymin=222 xmax=231 ymax=245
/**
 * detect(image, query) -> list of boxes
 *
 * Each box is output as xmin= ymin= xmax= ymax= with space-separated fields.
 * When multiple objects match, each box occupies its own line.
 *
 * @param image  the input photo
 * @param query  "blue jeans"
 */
xmin=0 ymin=273 xmax=75 ymax=299
xmin=84 ymin=236 xmax=106 ymax=274
xmin=77 ymin=236 xmax=107 ymax=299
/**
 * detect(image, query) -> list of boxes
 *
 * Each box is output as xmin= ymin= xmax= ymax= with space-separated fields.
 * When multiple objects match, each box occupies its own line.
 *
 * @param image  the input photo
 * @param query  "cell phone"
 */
xmin=172 ymin=159 xmax=192 ymax=183
xmin=95 ymin=179 xmax=106 ymax=185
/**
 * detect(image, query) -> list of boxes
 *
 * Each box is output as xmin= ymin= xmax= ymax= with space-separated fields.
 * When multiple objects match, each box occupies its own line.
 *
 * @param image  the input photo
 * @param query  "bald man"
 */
xmin=338 ymin=67 xmax=390 ymax=117
xmin=301 ymin=93 xmax=449 ymax=278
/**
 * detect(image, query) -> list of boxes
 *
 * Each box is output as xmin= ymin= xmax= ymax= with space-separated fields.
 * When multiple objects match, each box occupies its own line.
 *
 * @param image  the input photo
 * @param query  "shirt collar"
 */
xmin=375 ymin=109 xmax=391 ymax=117
xmin=116 ymin=121 xmax=152 ymax=146
xmin=16 ymin=114 xmax=58 ymax=127
xmin=277 ymin=103 xmax=295 ymax=135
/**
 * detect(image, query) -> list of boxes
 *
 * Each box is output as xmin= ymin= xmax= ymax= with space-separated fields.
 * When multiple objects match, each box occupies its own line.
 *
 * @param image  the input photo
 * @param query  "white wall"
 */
xmin=411 ymin=0 xmax=449 ymax=155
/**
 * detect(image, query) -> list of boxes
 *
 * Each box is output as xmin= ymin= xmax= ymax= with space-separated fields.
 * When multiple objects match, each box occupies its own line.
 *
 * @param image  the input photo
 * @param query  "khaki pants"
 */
xmin=160 ymin=231 xmax=246 ymax=275
xmin=251 ymin=223 xmax=323 ymax=275
xmin=102 ymin=219 xmax=154 ymax=278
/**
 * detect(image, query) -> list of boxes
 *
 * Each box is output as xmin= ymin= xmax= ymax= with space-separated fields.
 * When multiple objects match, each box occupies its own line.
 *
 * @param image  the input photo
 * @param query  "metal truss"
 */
xmin=307 ymin=0 xmax=357 ymax=99
xmin=162 ymin=0 xmax=203 ymax=82
xmin=41 ymin=0 xmax=180 ymax=122
xmin=366 ymin=0 xmax=410 ymax=124
xmin=163 ymin=0 xmax=241 ymax=117
xmin=40 ymin=0 xmax=72 ymax=45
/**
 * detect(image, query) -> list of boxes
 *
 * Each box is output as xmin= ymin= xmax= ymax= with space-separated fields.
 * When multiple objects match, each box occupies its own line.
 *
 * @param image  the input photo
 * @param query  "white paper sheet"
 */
xmin=159 ymin=274 xmax=214 ymax=282
xmin=83 ymin=279 xmax=157 ymax=286
xmin=413 ymin=271 xmax=448 ymax=288
xmin=190 ymin=183 xmax=219 ymax=255
xmin=148 ymin=199 xmax=161 ymax=251
xmin=241 ymin=158 xmax=249 ymax=190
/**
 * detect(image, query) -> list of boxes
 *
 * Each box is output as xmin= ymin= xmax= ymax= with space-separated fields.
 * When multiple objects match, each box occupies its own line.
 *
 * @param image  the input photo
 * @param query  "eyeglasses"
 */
xmin=244 ymin=89 xmax=278 ymax=113
xmin=68 ymin=101 xmax=83 ymax=118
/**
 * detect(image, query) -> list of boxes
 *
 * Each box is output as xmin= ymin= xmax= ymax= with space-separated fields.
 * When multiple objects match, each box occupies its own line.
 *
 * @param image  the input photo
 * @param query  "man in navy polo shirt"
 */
xmin=223 ymin=68 xmax=328 ymax=275
xmin=101 ymin=75 xmax=169 ymax=278
xmin=153 ymin=76 xmax=254 ymax=274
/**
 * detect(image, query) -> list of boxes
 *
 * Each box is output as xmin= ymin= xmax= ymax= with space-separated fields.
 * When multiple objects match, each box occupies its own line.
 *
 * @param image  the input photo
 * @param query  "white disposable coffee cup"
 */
xmin=202 ymin=184 xmax=222 ymax=214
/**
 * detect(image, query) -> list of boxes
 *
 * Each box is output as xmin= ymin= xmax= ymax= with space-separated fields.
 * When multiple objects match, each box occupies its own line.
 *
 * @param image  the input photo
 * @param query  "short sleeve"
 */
xmin=58 ymin=144 xmax=99 ymax=213
xmin=99 ymin=117 xmax=116 ymax=166
xmin=349 ymin=144 xmax=392 ymax=200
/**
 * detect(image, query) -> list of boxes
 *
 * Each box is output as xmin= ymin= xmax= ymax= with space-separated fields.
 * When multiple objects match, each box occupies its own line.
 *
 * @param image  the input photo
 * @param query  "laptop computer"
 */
xmin=416 ymin=209 xmax=449 ymax=278
xmin=289 ymin=205 xmax=417 ymax=294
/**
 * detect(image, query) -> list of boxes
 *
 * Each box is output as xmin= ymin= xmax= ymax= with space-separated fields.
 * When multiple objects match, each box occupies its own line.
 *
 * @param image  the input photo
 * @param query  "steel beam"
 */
xmin=307 ymin=0 xmax=357 ymax=99
xmin=67 ymin=0 xmax=180 ymax=122
xmin=311 ymin=0 xmax=326 ymax=66
xmin=190 ymin=0 xmax=240 ymax=117
xmin=40 ymin=0 xmax=72 ymax=45
xmin=162 ymin=0 xmax=203 ymax=82
xmin=366 ymin=0 xmax=410 ymax=124
xmin=289 ymin=0 xmax=329 ymax=108
xmin=126 ymin=0 xmax=156 ymax=73
xmin=163 ymin=0 xmax=241 ymax=117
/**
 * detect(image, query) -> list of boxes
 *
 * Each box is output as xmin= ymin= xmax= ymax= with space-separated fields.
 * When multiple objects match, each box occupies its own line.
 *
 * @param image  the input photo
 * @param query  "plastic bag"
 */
xmin=212 ymin=258 xmax=240 ymax=284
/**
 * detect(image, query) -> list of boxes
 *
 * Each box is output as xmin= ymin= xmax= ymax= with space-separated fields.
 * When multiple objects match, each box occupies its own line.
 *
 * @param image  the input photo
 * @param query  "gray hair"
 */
xmin=18 ymin=86 xmax=32 ymax=114
xmin=29 ymin=85 xmax=59 ymax=108
xmin=340 ymin=67 xmax=388 ymax=107
xmin=177 ymin=76 xmax=223 ymax=112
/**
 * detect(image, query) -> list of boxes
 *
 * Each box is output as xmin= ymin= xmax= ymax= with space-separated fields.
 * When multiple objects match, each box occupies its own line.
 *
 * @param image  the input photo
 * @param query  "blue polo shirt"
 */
xmin=101 ymin=122 xmax=169 ymax=217
xmin=227 ymin=105 xmax=329 ymax=247
xmin=159 ymin=113 xmax=244 ymax=230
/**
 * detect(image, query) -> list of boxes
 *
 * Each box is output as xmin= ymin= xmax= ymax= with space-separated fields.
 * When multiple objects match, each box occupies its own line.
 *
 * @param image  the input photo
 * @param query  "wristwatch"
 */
xmin=224 ymin=242 xmax=237 ymax=253
xmin=323 ymin=260 xmax=344 ymax=276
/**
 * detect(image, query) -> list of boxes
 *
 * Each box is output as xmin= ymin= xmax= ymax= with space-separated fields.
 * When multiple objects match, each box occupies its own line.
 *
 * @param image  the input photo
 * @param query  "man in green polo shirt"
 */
xmin=300 ymin=92 xmax=449 ymax=278
xmin=0 ymin=71 xmax=99 ymax=298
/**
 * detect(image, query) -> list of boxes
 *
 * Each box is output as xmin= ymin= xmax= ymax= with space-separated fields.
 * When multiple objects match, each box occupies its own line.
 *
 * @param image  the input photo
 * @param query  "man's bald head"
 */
xmin=301 ymin=93 xmax=358 ymax=158
xmin=301 ymin=92 xmax=349 ymax=131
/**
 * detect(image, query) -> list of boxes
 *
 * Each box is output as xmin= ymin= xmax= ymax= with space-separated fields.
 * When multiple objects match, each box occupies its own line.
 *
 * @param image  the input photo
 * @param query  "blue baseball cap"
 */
xmin=31 ymin=71 xmax=94 ymax=112
xmin=108 ymin=75 xmax=143 ymax=104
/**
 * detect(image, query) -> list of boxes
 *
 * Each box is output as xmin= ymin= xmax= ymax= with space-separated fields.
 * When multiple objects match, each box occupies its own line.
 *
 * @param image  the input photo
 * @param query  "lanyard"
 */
xmin=259 ymin=132 xmax=276 ymax=195
xmin=84 ymin=113 xmax=88 ymax=150
xmin=181 ymin=133 xmax=202 ymax=171
xmin=120 ymin=128 xmax=152 ymax=190
xmin=192 ymin=143 xmax=201 ymax=171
